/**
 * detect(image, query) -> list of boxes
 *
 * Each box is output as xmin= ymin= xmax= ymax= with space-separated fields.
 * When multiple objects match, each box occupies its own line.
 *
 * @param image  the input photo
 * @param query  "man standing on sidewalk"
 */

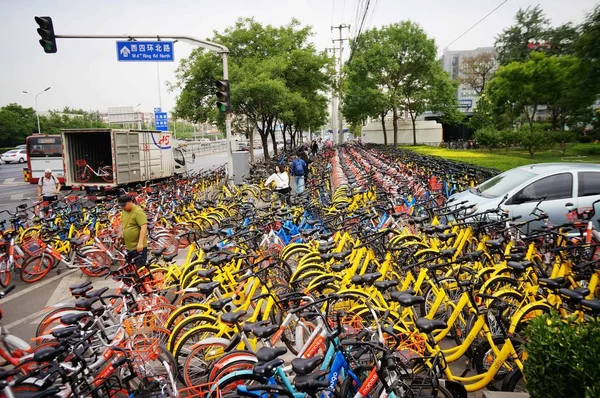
xmin=291 ymin=154 xmax=307 ymax=194
xmin=37 ymin=169 xmax=61 ymax=203
xmin=119 ymin=195 xmax=148 ymax=268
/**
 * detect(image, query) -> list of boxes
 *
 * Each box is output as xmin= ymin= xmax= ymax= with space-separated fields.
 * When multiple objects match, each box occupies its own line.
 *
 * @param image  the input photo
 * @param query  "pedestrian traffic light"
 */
xmin=35 ymin=16 xmax=57 ymax=54
xmin=215 ymin=80 xmax=230 ymax=113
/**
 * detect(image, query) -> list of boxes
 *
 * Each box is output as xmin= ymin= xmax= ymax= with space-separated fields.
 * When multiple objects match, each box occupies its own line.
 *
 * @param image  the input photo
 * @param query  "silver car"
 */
xmin=450 ymin=163 xmax=600 ymax=229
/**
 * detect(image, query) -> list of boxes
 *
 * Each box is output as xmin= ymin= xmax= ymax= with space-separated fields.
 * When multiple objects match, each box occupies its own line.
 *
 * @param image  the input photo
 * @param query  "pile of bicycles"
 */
xmin=1 ymin=143 xmax=600 ymax=397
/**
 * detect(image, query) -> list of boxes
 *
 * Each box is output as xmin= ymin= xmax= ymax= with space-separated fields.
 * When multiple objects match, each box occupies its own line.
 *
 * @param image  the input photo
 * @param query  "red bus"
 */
xmin=26 ymin=135 xmax=65 ymax=184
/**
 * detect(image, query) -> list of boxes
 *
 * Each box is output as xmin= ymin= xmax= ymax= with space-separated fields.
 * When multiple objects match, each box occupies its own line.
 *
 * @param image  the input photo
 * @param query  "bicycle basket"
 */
xmin=566 ymin=207 xmax=595 ymax=222
xmin=21 ymin=237 xmax=46 ymax=256
xmin=123 ymin=313 xmax=160 ymax=337
xmin=75 ymin=159 xmax=87 ymax=167
xmin=125 ymin=337 xmax=162 ymax=364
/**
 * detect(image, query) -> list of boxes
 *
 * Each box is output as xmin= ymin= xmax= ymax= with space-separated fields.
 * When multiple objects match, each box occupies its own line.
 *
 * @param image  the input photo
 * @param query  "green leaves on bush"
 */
xmin=551 ymin=130 xmax=578 ymax=155
xmin=474 ymin=127 xmax=500 ymax=152
xmin=518 ymin=129 xmax=552 ymax=157
xmin=524 ymin=312 xmax=600 ymax=398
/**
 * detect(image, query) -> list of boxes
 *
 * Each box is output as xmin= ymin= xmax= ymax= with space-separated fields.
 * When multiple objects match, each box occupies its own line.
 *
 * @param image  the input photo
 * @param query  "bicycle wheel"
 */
xmin=150 ymin=233 xmax=179 ymax=257
xmin=100 ymin=165 xmax=114 ymax=182
xmin=75 ymin=166 xmax=91 ymax=182
xmin=215 ymin=371 xmax=267 ymax=397
xmin=0 ymin=255 xmax=10 ymax=287
xmin=20 ymin=253 xmax=53 ymax=283
xmin=78 ymin=248 xmax=111 ymax=277
xmin=181 ymin=339 xmax=230 ymax=387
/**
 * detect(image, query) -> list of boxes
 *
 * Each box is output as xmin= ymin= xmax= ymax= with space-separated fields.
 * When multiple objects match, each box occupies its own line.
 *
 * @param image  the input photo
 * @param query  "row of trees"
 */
xmin=341 ymin=21 xmax=461 ymax=146
xmin=465 ymin=5 xmax=600 ymax=137
xmin=171 ymin=18 xmax=333 ymax=161
xmin=0 ymin=104 xmax=107 ymax=147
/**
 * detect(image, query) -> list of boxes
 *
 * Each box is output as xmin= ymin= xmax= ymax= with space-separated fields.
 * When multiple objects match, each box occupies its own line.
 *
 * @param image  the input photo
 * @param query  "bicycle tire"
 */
xmin=215 ymin=370 xmax=267 ymax=398
xmin=78 ymin=248 xmax=111 ymax=277
xmin=20 ymin=253 xmax=53 ymax=283
xmin=181 ymin=339 xmax=230 ymax=387
xmin=76 ymin=166 xmax=92 ymax=183
xmin=0 ymin=255 xmax=10 ymax=287
xmin=100 ymin=165 xmax=114 ymax=183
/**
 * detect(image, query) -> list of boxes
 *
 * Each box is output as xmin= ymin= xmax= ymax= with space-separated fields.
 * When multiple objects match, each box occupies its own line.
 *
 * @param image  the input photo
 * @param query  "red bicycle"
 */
xmin=74 ymin=159 xmax=114 ymax=183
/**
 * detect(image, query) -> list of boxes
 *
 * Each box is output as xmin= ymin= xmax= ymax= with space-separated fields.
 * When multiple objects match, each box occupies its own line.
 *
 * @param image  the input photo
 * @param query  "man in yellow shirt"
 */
xmin=119 ymin=195 xmax=148 ymax=267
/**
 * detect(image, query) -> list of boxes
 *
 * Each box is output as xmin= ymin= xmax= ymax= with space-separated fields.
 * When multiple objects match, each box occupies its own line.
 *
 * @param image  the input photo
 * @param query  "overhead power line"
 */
xmin=440 ymin=0 xmax=509 ymax=53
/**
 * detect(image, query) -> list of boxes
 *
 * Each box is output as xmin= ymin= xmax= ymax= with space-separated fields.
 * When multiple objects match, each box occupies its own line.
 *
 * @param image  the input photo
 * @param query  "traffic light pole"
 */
xmin=50 ymin=32 xmax=234 ymax=180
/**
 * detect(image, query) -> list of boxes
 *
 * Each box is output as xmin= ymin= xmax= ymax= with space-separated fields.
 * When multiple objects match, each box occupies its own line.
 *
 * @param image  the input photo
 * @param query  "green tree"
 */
xmin=495 ymin=5 xmax=550 ymax=65
xmin=0 ymin=104 xmax=38 ymax=146
xmin=459 ymin=52 xmax=497 ymax=95
xmin=474 ymin=127 xmax=500 ymax=152
xmin=171 ymin=18 xmax=332 ymax=160
xmin=519 ymin=128 xmax=551 ymax=157
xmin=345 ymin=21 xmax=458 ymax=146
xmin=576 ymin=5 xmax=600 ymax=99
xmin=468 ymin=95 xmax=494 ymax=131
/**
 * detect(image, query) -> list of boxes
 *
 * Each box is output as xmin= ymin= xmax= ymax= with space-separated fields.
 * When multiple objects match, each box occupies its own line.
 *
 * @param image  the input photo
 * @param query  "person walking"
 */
xmin=311 ymin=140 xmax=318 ymax=157
xmin=265 ymin=165 xmax=291 ymax=205
xmin=291 ymin=154 xmax=307 ymax=194
xmin=119 ymin=195 xmax=148 ymax=268
xmin=37 ymin=169 xmax=61 ymax=204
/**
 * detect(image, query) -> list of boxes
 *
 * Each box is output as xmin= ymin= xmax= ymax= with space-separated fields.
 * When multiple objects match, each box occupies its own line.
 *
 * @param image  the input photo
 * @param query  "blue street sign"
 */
xmin=154 ymin=107 xmax=162 ymax=113
xmin=117 ymin=41 xmax=174 ymax=62
xmin=154 ymin=112 xmax=169 ymax=131
xmin=458 ymin=99 xmax=473 ymax=109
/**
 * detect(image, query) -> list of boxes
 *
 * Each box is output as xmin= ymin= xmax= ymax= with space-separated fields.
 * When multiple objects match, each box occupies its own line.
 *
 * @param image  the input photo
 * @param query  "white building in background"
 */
xmin=100 ymin=106 xmax=154 ymax=129
xmin=441 ymin=46 xmax=497 ymax=113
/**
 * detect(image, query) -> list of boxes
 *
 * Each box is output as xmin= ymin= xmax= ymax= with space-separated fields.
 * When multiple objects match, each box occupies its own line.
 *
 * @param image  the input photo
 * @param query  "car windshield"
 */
xmin=474 ymin=168 xmax=536 ymax=198
xmin=5 ymin=150 xmax=18 ymax=154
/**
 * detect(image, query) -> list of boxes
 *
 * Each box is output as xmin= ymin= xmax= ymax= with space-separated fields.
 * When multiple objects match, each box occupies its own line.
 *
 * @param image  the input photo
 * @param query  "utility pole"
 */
xmin=326 ymin=47 xmax=338 ymax=144
xmin=331 ymin=24 xmax=350 ymax=145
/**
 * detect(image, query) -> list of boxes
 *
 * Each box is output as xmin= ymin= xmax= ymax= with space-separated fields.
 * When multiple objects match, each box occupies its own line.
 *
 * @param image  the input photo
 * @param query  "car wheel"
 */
xmin=18 ymin=158 xmax=25 ymax=163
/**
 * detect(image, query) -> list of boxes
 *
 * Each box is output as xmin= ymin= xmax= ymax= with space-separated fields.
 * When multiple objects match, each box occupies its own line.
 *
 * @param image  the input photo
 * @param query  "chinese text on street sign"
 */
xmin=117 ymin=41 xmax=174 ymax=62
xmin=155 ymin=112 xmax=169 ymax=131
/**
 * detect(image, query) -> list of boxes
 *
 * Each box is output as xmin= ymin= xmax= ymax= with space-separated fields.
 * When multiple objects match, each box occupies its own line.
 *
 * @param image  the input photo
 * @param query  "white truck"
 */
xmin=61 ymin=129 xmax=191 ymax=194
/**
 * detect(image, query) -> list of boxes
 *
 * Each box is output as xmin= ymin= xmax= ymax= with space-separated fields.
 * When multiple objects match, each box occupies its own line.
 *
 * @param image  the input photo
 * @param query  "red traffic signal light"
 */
xmin=215 ymin=80 xmax=230 ymax=113
xmin=35 ymin=16 xmax=57 ymax=53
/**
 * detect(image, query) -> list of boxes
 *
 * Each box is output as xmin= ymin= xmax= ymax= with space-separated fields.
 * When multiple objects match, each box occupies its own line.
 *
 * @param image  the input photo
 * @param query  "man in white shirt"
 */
xmin=37 ymin=169 xmax=61 ymax=203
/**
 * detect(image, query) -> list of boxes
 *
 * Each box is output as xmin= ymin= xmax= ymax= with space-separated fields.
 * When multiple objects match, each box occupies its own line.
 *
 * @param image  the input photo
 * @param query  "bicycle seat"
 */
xmin=256 ymin=346 xmax=287 ymax=363
xmin=412 ymin=216 xmax=429 ymax=223
xmin=300 ymin=229 xmax=319 ymax=237
xmin=318 ymin=243 xmax=335 ymax=253
xmin=209 ymin=297 xmax=233 ymax=312
xmin=33 ymin=347 xmax=66 ymax=363
xmin=505 ymin=253 xmax=525 ymax=261
xmin=208 ymin=255 xmax=229 ymax=266
xmin=422 ymin=226 xmax=437 ymax=235
xmin=374 ymin=280 xmax=399 ymax=292
xmin=415 ymin=317 xmax=447 ymax=334
xmin=440 ymin=248 xmax=457 ymax=258
xmin=333 ymin=250 xmax=352 ymax=260
xmin=253 ymin=358 xmax=284 ymax=378
xmin=318 ymin=232 xmax=334 ymax=240
xmin=220 ymin=310 xmax=247 ymax=325
xmin=437 ymin=232 xmax=457 ymax=242
xmin=320 ymin=253 xmax=336 ymax=261
xmin=0 ymin=369 xmax=19 ymax=381
xmin=434 ymin=225 xmax=451 ymax=232
xmin=51 ymin=325 xmax=79 ymax=339
xmin=251 ymin=325 xmax=280 ymax=339
xmin=506 ymin=261 xmax=533 ymax=273
xmin=197 ymin=281 xmax=220 ymax=295
xmin=242 ymin=320 xmax=269 ymax=334
xmin=85 ymin=287 xmax=110 ymax=299
xmin=71 ymin=285 xmax=94 ymax=297
xmin=390 ymin=292 xmax=425 ymax=307
xmin=351 ymin=272 xmax=382 ymax=286
xmin=580 ymin=299 xmax=600 ymax=315
xmin=74 ymin=296 xmax=101 ymax=311
xmin=197 ymin=268 xmax=218 ymax=279
xmin=60 ymin=312 xmax=88 ymax=325
xmin=462 ymin=250 xmax=483 ymax=260
xmin=291 ymin=355 xmax=324 ymax=376
xmin=559 ymin=288 xmax=590 ymax=302
xmin=163 ymin=254 xmax=177 ymax=262
xmin=151 ymin=247 xmax=167 ymax=256
xmin=69 ymin=281 xmax=92 ymax=291
xmin=538 ymin=277 xmax=565 ymax=291
xmin=485 ymin=239 xmax=503 ymax=249
xmin=69 ymin=237 xmax=85 ymax=246
xmin=305 ymin=220 xmax=320 ymax=226
xmin=331 ymin=260 xmax=350 ymax=272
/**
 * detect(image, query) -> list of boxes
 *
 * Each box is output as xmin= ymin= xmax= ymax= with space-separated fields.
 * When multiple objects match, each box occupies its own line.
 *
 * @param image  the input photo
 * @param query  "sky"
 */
xmin=0 ymin=0 xmax=597 ymax=116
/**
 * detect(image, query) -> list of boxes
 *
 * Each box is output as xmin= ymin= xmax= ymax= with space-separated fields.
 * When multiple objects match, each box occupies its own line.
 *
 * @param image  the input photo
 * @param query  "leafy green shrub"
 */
xmin=550 ymin=130 xmax=577 ymax=155
xmin=524 ymin=312 xmax=600 ymax=398
xmin=569 ymin=143 xmax=600 ymax=156
xmin=531 ymin=122 xmax=552 ymax=132
xmin=518 ymin=129 xmax=551 ymax=157
xmin=474 ymin=127 xmax=500 ymax=152
xmin=498 ymin=129 xmax=520 ymax=151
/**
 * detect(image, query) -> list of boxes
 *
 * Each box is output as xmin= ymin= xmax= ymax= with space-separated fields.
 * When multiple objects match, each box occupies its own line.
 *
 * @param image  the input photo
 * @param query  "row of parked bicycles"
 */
xmin=0 ymin=143 xmax=599 ymax=398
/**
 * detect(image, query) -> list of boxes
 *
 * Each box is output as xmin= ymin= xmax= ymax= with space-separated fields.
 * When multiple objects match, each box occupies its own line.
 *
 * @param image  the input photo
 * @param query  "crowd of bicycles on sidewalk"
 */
xmin=0 ymin=141 xmax=599 ymax=397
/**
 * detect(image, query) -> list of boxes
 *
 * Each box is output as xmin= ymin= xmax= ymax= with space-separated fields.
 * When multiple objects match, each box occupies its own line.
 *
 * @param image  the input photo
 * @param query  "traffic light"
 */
xmin=34 ymin=16 xmax=57 ymax=53
xmin=215 ymin=80 xmax=230 ymax=113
